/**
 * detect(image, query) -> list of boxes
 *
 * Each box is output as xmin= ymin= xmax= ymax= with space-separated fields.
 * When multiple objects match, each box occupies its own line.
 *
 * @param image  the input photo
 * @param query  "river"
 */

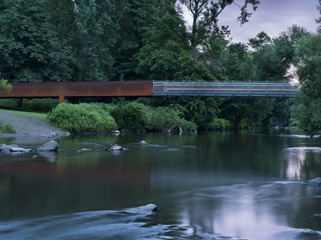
xmin=0 ymin=130 xmax=321 ymax=240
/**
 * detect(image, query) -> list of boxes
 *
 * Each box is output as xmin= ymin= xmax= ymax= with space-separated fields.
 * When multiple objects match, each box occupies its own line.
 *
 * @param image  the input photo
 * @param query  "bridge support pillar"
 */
xmin=59 ymin=96 xmax=65 ymax=104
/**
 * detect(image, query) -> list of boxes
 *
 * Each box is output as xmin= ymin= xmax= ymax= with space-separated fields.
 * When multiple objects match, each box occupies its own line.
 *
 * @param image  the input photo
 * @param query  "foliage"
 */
xmin=135 ymin=12 xmax=215 ymax=80
xmin=292 ymin=33 xmax=321 ymax=136
xmin=23 ymin=98 xmax=58 ymax=112
xmin=0 ymin=79 xmax=12 ymax=91
xmin=180 ymin=0 xmax=260 ymax=48
xmin=110 ymin=102 xmax=147 ymax=131
xmin=292 ymin=92 xmax=321 ymax=136
xmin=0 ymin=0 xmax=72 ymax=82
xmin=47 ymin=103 xmax=118 ymax=133
xmin=208 ymin=118 xmax=231 ymax=130
xmin=248 ymin=31 xmax=271 ymax=50
xmin=316 ymin=0 xmax=321 ymax=33
xmin=0 ymin=122 xmax=16 ymax=133
xmin=138 ymin=97 xmax=221 ymax=129
xmin=145 ymin=106 xmax=197 ymax=131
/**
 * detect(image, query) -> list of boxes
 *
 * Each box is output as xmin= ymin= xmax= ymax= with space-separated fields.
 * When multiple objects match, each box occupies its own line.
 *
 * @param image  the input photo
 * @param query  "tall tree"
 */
xmin=180 ymin=0 xmax=260 ymax=48
xmin=292 ymin=33 xmax=321 ymax=136
xmin=0 ymin=0 xmax=72 ymax=82
xmin=73 ymin=0 xmax=119 ymax=81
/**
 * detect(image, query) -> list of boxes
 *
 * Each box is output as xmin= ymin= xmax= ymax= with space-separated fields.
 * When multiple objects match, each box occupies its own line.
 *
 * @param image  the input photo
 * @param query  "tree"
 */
xmin=0 ymin=79 xmax=12 ymax=91
xmin=180 ymin=0 xmax=260 ymax=48
xmin=0 ymin=0 xmax=72 ymax=82
xmin=316 ymin=0 xmax=321 ymax=33
xmin=293 ymin=33 xmax=321 ymax=136
xmin=135 ymin=8 xmax=215 ymax=80
xmin=248 ymin=31 xmax=271 ymax=50
xmin=251 ymin=26 xmax=307 ymax=81
xmin=222 ymin=42 xmax=253 ymax=80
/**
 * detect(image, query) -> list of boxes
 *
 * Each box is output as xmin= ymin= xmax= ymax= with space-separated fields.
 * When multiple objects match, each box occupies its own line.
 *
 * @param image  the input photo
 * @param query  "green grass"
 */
xmin=0 ymin=109 xmax=47 ymax=119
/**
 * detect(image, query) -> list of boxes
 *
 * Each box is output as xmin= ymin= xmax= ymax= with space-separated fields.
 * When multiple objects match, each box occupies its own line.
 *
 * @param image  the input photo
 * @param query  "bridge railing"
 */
xmin=153 ymin=81 xmax=298 ymax=98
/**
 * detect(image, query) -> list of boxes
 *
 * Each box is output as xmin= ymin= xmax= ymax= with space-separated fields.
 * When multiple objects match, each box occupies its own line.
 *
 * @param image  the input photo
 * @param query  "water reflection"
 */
xmin=283 ymin=147 xmax=321 ymax=180
xmin=0 ymin=131 xmax=321 ymax=239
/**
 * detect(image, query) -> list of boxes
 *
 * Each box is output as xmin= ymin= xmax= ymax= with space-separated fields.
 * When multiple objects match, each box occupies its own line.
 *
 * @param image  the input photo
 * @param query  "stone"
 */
xmin=125 ymin=204 xmax=158 ymax=214
xmin=168 ymin=126 xmax=183 ymax=133
xmin=77 ymin=148 xmax=92 ymax=152
xmin=109 ymin=144 xmax=123 ymax=151
xmin=138 ymin=140 xmax=148 ymax=145
xmin=112 ymin=130 xmax=121 ymax=136
xmin=41 ymin=132 xmax=58 ymax=139
xmin=305 ymin=177 xmax=321 ymax=187
xmin=0 ymin=144 xmax=32 ymax=153
xmin=36 ymin=140 xmax=59 ymax=152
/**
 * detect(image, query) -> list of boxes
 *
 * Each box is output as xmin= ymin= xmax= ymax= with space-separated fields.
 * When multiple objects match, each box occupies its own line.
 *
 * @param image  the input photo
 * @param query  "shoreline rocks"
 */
xmin=0 ymin=144 xmax=32 ymax=153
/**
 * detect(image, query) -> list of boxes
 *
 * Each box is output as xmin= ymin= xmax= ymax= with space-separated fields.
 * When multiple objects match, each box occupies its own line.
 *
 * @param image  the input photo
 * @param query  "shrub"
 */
xmin=146 ymin=107 xmax=197 ymax=131
xmin=209 ymin=118 xmax=231 ymax=130
xmin=47 ymin=103 xmax=117 ymax=133
xmin=110 ymin=102 xmax=147 ymax=131
xmin=23 ymin=98 xmax=59 ymax=112
xmin=0 ymin=122 xmax=16 ymax=133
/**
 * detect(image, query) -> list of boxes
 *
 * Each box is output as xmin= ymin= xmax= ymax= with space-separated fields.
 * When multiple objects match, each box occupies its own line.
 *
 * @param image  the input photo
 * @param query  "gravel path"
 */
xmin=0 ymin=112 xmax=67 ymax=137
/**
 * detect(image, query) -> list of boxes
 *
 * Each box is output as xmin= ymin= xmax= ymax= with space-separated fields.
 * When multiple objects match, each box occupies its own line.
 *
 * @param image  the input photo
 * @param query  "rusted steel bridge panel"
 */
xmin=0 ymin=81 xmax=153 ymax=98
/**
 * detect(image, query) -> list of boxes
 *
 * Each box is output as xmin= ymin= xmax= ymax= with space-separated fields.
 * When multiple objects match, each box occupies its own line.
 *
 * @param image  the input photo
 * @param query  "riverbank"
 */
xmin=0 ymin=110 xmax=67 ymax=138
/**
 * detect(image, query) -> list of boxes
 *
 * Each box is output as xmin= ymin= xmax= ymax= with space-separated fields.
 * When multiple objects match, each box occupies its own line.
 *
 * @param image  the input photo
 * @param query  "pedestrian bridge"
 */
xmin=154 ymin=81 xmax=297 ymax=98
xmin=0 ymin=81 xmax=298 ymax=103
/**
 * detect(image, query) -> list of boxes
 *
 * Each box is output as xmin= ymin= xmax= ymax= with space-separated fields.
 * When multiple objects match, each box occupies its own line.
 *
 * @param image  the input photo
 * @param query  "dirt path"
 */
xmin=0 ymin=112 xmax=67 ymax=137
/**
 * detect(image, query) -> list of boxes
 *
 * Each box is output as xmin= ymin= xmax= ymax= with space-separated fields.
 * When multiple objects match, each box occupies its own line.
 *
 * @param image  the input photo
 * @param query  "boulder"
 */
xmin=305 ymin=177 xmax=321 ymax=187
xmin=36 ymin=140 xmax=59 ymax=152
xmin=138 ymin=140 xmax=148 ymax=145
xmin=109 ymin=144 xmax=123 ymax=151
xmin=0 ymin=144 xmax=32 ymax=153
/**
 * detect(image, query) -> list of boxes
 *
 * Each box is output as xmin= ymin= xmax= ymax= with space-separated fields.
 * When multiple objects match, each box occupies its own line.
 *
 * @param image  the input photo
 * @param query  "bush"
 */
xmin=47 ymin=103 xmax=118 ymax=133
xmin=209 ymin=118 xmax=231 ymax=130
xmin=146 ymin=107 xmax=197 ymax=131
xmin=23 ymin=98 xmax=59 ymax=112
xmin=110 ymin=102 xmax=147 ymax=131
xmin=0 ymin=122 xmax=16 ymax=133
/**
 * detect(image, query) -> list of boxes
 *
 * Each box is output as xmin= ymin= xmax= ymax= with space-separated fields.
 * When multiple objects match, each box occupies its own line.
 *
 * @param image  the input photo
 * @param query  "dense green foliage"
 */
xmin=292 ymin=34 xmax=321 ymax=136
xmin=47 ymin=102 xmax=197 ymax=133
xmin=47 ymin=103 xmax=118 ymax=133
xmin=1 ymin=0 xmax=321 ymax=133
xmin=0 ymin=121 xmax=16 ymax=133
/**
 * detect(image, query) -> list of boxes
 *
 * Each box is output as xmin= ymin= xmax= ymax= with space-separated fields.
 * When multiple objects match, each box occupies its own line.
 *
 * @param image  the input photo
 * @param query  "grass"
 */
xmin=0 ymin=109 xmax=47 ymax=119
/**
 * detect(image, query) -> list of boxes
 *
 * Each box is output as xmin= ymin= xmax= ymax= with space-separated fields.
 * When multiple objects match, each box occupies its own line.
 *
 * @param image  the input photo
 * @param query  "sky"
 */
xmin=183 ymin=0 xmax=320 ymax=43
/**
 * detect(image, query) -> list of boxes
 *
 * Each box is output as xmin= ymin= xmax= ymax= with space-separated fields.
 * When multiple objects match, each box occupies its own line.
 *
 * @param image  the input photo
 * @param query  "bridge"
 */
xmin=0 ymin=81 xmax=298 ymax=103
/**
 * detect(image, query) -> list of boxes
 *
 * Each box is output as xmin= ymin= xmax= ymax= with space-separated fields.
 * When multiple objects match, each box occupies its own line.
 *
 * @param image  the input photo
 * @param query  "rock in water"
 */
xmin=37 ymin=140 xmax=59 ymax=152
xmin=168 ymin=126 xmax=183 ymax=133
xmin=109 ymin=144 xmax=123 ymax=151
xmin=112 ymin=130 xmax=121 ymax=136
xmin=305 ymin=177 xmax=321 ymax=186
xmin=125 ymin=204 xmax=158 ymax=214
xmin=0 ymin=144 xmax=32 ymax=153
xmin=138 ymin=140 xmax=148 ymax=145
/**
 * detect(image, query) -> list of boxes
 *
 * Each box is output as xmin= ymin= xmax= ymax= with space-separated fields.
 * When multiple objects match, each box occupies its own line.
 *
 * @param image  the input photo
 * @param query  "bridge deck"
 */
xmin=153 ymin=81 xmax=298 ymax=98
xmin=0 ymin=81 xmax=298 ymax=102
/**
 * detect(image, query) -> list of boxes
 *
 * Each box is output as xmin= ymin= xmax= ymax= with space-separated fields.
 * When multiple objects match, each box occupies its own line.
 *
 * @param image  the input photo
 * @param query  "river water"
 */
xmin=0 ymin=130 xmax=321 ymax=240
